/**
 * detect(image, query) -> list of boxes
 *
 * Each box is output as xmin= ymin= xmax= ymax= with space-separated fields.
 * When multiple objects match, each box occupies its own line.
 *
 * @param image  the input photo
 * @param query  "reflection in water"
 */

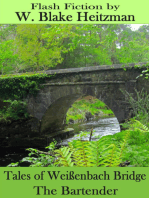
xmin=59 ymin=117 xmax=120 ymax=146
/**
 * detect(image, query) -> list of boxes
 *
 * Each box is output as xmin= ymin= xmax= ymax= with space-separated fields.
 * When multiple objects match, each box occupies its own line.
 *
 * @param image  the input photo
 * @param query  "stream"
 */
xmin=60 ymin=117 xmax=120 ymax=146
xmin=0 ymin=117 xmax=120 ymax=167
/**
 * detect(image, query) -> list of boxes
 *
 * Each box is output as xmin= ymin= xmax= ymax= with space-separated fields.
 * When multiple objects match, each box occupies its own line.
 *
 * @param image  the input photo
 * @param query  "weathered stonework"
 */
xmin=0 ymin=63 xmax=148 ymax=147
xmin=26 ymin=63 xmax=149 ymax=134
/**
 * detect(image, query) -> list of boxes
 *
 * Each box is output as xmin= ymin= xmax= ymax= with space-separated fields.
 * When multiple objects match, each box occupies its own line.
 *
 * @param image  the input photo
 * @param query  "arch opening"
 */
xmin=38 ymin=79 xmax=133 ymax=134
xmin=64 ymin=95 xmax=121 ymax=139
xmin=40 ymin=93 xmax=122 ymax=135
xmin=66 ymin=95 xmax=115 ymax=124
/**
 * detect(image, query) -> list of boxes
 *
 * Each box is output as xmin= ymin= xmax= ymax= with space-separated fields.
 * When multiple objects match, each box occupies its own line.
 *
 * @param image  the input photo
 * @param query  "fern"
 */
xmin=54 ymin=147 xmax=74 ymax=167
xmin=120 ymin=130 xmax=130 ymax=157
xmin=117 ymin=130 xmax=130 ymax=166
xmin=13 ymin=130 xmax=131 ymax=167
xmin=29 ymin=129 xmax=131 ymax=168
xmin=54 ymin=134 xmax=128 ymax=167
xmin=133 ymin=120 xmax=149 ymax=132
xmin=69 ymin=140 xmax=90 ymax=167
xmin=87 ymin=139 xmax=108 ymax=167
xmin=11 ymin=121 xmax=149 ymax=167
xmin=104 ymin=144 xmax=121 ymax=167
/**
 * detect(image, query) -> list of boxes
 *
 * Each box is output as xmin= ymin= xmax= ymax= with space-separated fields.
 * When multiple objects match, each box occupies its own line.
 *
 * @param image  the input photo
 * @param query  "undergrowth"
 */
xmin=66 ymin=98 xmax=114 ymax=123
xmin=8 ymin=119 xmax=149 ymax=167
xmin=6 ymin=84 xmax=149 ymax=167
xmin=0 ymin=73 xmax=54 ymax=121
xmin=0 ymin=100 xmax=29 ymax=122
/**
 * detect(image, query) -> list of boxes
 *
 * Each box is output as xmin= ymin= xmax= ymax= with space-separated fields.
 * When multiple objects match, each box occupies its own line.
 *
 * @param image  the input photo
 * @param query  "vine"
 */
xmin=0 ymin=73 xmax=54 ymax=100
xmin=134 ymin=63 xmax=149 ymax=80
xmin=0 ymin=73 xmax=55 ymax=121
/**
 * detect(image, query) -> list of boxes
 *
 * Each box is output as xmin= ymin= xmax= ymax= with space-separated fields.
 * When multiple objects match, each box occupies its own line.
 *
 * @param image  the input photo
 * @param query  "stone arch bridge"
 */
xmin=27 ymin=63 xmax=148 ymax=134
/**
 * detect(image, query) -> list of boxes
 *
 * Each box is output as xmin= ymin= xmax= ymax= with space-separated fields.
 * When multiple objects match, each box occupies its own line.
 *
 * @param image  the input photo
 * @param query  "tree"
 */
xmin=117 ymin=27 xmax=149 ymax=63
xmin=1 ymin=24 xmax=149 ymax=74
xmin=0 ymin=25 xmax=17 ymax=41
xmin=58 ymin=24 xmax=127 ymax=68
xmin=15 ymin=24 xmax=75 ymax=71
xmin=0 ymin=40 xmax=18 ymax=74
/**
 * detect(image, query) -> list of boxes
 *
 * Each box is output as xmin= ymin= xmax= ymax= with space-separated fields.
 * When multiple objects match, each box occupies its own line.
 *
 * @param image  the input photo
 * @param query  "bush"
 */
xmin=0 ymin=100 xmax=29 ymax=121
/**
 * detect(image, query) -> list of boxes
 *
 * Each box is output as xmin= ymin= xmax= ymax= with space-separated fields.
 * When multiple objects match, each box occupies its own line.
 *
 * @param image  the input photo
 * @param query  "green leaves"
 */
xmin=0 ymin=99 xmax=29 ymax=121
xmin=54 ymin=133 xmax=127 ymax=167
xmin=0 ymin=73 xmax=52 ymax=100
xmin=136 ymin=64 xmax=149 ymax=80
xmin=130 ymin=120 xmax=149 ymax=133
xmin=0 ymin=40 xmax=18 ymax=74
xmin=54 ymin=147 xmax=74 ymax=167
xmin=14 ymin=130 xmax=128 ymax=167
xmin=21 ymin=145 xmax=56 ymax=167
xmin=0 ymin=73 xmax=54 ymax=121
xmin=9 ymin=116 xmax=149 ymax=167
xmin=121 ymin=88 xmax=149 ymax=121
xmin=2 ymin=24 xmax=149 ymax=73
xmin=66 ymin=98 xmax=114 ymax=123
xmin=15 ymin=24 xmax=75 ymax=71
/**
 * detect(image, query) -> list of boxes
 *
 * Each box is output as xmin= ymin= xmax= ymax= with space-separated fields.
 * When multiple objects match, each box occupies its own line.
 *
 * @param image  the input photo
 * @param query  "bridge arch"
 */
xmin=27 ymin=82 xmax=130 ymax=134
xmin=26 ymin=63 xmax=149 ymax=134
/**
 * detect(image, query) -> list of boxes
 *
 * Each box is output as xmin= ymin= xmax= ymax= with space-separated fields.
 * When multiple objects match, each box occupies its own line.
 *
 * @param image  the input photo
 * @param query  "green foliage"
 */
xmin=0 ymin=40 xmax=18 ymax=74
xmin=54 ymin=147 xmax=74 ymax=167
xmin=15 ymin=24 xmax=75 ymax=71
xmin=118 ymin=31 xmax=149 ymax=63
xmin=59 ymin=24 xmax=149 ymax=68
xmin=1 ymin=24 xmax=149 ymax=73
xmin=0 ymin=73 xmax=54 ymax=121
xmin=59 ymin=24 xmax=119 ymax=68
xmin=8 ymin=116 xmax=149 ymax=167
xmin=19 ymin=141 xmax=57 ymax=167
xmin=121 ymin=89 xmax=149 ymax=123
xmin=135 ymin=63 xmax=149 ymax=80
xmin=0 ymin=73 xmax=53 ymax=100
xmin=123 ymin=136 xmax=149 ymax=167
xmin=118 ymin=119 xmax=149 ymax=167
xmin=0 ymin=100 xmax=29 ymax=121
xmin=0 ymin=25 xmax=17 ymax=41
xmin=13 ymin=131 xmax=129 ymax=167
xmin=129 ymin=119 xmax=149 ymax=133
xmin=123 ymin=145 xmax=149 ymax=167
xmin=7 ymin=162 xmax=19 ymax=167
xmin=66 ymin=97 xmax=114 ymax=123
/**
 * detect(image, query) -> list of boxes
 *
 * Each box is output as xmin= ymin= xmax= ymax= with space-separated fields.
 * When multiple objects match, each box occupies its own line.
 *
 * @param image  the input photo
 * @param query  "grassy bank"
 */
xmin=103 ymin=118 xmax=149 ymax=167
xmin=66 ymin=97 xmax=114 ymax=124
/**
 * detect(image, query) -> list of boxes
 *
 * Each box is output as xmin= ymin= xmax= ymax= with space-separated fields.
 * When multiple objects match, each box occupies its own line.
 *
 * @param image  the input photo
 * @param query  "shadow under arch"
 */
xmin=40 ymin=92 xmax=124 ymax=134
xmin=40 ymin=94 xmax=82 ymax=133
